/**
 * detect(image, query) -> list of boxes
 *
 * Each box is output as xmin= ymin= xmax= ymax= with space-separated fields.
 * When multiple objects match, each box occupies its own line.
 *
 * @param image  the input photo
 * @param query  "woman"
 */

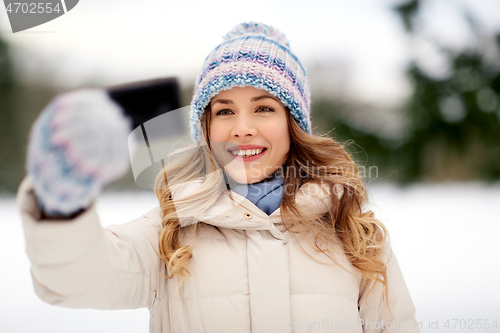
xmin=18 ymin=22 xmax=419 ymax=332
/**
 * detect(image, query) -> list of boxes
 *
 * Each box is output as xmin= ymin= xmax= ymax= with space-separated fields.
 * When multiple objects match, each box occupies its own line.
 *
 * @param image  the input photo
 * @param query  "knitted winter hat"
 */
xmin=189 ymin=21 xmax=311 ymax=145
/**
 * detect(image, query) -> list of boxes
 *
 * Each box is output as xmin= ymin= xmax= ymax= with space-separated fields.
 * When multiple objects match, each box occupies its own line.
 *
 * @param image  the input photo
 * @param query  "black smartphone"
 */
xmin=106 ymin=77 xmax=189 ymax=189
xmin=106 ymin=77 xmax=182 ymax=130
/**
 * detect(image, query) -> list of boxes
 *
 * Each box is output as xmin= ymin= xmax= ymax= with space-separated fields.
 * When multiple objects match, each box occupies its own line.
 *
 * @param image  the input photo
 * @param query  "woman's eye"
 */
xmin=215 ymin=109 xmax=233 ymax=116
xmin=257 ymin=106 xmax=274 ymax=112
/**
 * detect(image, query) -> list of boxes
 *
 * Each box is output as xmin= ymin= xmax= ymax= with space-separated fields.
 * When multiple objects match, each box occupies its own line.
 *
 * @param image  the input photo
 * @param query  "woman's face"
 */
xmin=208 ymin=86 xmax=290 ymax=184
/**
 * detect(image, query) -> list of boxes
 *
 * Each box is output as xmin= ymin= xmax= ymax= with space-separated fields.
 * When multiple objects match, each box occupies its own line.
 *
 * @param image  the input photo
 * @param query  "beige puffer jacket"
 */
xmin=17 ymin=175 xmax=419 ymax=333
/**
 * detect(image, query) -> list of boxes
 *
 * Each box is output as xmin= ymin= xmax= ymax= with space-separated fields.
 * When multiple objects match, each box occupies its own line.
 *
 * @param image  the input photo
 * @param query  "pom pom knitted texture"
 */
xmin=27 ymin=89 xmax=132 ymax=215
xmin=222 ymin=22 xmax=291 ymax=48
xmin=190 ymin=22 xmax=311 ymax=145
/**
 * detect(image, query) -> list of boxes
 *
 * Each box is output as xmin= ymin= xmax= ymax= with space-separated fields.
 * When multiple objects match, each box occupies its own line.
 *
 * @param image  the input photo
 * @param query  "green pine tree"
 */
xmin=394 ymin=0 xmax=500 ymax=182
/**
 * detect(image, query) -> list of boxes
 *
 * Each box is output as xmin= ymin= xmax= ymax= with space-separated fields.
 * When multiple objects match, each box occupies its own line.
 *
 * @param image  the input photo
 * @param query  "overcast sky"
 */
xmin=1 ymin=0 xmax=499 ymax=105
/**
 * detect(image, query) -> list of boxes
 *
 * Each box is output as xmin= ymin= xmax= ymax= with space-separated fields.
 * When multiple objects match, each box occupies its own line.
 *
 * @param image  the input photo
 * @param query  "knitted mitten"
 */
xmin=27 ymin=89 xmax=132 ymax=216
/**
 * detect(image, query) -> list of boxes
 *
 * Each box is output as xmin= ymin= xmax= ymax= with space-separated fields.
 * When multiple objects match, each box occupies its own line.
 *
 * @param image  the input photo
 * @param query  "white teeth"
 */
xmin=231 ymin=148 xmax=264 ymax=157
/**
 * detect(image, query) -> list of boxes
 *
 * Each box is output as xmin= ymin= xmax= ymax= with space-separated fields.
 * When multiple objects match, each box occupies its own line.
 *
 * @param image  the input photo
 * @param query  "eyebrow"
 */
xmin=211 ymin=95 xmax=281 ymax=106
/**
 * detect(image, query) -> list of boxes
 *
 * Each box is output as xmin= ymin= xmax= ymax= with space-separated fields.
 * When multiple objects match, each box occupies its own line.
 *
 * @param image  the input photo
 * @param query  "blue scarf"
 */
xmin=228 ymin=171 xmax=285 ymax=216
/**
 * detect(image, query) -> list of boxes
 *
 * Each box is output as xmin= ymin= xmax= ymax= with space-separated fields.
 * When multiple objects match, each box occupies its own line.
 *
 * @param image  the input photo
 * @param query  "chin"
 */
xmin=224 ymin=169 xmax=264 ymax=185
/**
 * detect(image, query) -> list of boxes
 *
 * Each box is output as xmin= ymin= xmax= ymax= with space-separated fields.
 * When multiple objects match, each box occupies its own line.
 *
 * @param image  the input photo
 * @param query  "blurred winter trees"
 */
xmin=0 ymin=34 xmax=59 ymax=193
xmin=1 ymin=0 xmax=500 ymax=193
xmin=394 ymin=0 xmax=500 ymax=182
xmin=313 ymin=0 xmax=500 ymax=183
xmin=0 ymin=34 xmax=20 ymax=192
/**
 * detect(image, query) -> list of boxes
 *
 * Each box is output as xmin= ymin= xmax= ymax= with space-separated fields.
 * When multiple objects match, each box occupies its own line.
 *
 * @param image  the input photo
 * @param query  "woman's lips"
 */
xmin=228 ymin=148 xmax=267 ymax=162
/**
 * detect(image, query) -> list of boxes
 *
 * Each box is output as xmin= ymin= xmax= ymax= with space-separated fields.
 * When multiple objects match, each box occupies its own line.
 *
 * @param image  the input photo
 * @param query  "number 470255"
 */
xmin=444 ymin=319 xmax=498 ymax=330
xmin=5 ymin=2 xmax=62 ymax=14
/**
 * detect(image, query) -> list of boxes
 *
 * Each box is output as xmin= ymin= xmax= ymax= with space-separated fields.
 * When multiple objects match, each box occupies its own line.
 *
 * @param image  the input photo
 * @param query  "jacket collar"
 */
xmin=172 ymin=179 xmax=335 ymax=231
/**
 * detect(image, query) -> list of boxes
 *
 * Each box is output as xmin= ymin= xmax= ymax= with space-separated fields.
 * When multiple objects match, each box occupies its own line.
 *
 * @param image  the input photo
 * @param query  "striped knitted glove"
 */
xmin=26 ymin=89 xmax=132 ymax=217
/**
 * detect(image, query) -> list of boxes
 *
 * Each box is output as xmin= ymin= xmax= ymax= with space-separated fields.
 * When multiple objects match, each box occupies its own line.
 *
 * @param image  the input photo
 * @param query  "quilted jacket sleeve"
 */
xmin=358 ymin=243 xmax=420 ymax=332
xmin=16 ymin=175 xmax=164 ymax=310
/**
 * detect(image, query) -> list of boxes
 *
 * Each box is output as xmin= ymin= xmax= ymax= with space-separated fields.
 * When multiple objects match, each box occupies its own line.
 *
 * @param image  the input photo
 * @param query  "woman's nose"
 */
xmin=231 ymin=115 xmax=258 ymax=138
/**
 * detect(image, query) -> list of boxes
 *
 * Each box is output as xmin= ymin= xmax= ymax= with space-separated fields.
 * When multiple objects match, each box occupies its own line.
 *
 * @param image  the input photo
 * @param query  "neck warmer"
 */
xmin=228 ymin=171 xmax=285 ymax=216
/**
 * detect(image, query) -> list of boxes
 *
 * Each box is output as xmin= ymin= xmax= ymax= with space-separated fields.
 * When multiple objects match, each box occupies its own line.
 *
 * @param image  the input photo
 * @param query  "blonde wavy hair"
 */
xmin=154 ymin=103 xmax=392 ymax=312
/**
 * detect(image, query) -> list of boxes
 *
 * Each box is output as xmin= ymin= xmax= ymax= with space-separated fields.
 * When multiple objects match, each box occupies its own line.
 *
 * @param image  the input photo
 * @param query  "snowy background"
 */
xmin=1 ymin=0 xmax=500 ymax=331
xmin=1 ymin=182 xmax=499 ymax=332
xmin=2 ymin=0 xmax=499 ymax=105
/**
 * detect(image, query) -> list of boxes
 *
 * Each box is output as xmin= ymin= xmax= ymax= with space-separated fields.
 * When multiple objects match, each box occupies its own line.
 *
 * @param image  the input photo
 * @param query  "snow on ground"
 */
xmin=1 ymin=182 xmax=499 ymax=333
xmin=367 ymin=182 xmax=500 ymax=332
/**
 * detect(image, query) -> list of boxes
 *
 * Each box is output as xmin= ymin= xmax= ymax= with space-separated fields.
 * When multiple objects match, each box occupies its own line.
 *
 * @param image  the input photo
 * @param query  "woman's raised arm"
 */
xmin=17 ymin=175 xmax=163 ymax=310
xmin=18 ymin=89 xmax=163 ymax=311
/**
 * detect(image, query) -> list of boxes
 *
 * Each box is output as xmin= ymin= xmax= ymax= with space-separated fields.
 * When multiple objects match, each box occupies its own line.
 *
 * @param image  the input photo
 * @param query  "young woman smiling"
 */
xmin=208 ymin=86 xmax=290 ymax=184
xmin=18 ymin=22 xmax=419 ymax=333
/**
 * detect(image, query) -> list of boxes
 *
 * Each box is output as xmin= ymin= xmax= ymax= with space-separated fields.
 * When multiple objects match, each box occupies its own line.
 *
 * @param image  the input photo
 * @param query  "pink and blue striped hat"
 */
xmin=190 ymin=22 xmax=312 ymax=144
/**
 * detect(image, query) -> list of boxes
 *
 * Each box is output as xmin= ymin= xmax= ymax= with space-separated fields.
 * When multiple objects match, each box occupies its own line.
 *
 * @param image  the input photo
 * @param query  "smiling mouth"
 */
xmin=228 ymin=148 xmax=267 ymax=158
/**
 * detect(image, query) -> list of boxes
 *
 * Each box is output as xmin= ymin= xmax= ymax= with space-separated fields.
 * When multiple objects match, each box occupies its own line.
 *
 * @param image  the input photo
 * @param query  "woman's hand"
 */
xmin=26 ymin=89 xmax=132 ymax=217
